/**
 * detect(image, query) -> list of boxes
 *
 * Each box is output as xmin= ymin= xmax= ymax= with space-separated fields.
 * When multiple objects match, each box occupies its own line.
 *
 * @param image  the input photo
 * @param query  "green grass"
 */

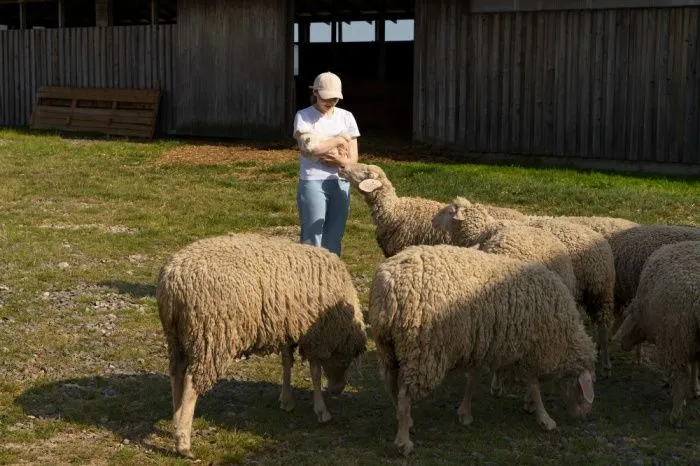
xmin=0 ymin=128 xmax=698 ymax=464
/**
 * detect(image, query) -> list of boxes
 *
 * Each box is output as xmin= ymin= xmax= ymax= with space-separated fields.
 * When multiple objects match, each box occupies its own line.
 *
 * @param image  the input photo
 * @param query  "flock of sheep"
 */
xmin=155 ymin=161 xmax=700 ymax=458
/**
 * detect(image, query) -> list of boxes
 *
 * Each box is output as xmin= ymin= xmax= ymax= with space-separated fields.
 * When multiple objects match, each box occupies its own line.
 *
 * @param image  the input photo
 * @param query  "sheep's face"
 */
xmin=561 ymin=369 xmax=596 ymax=420
xmin=338 ymin=163 xmax=385 ymax=193
xmin=431 ymin=203 xmax=466 ymax=233
xmin=616 ymin=313 xmax=646 ymax=351
xmin=321 ymin=357 xmax=352 ymax=395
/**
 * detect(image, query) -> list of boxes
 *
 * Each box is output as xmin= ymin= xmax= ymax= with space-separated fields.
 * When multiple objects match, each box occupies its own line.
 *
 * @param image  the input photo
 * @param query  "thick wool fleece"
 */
xmin=606 ymin=225 xmax=700 ymax=311
xmin=524 ymin=217 xmax=615 ymax=326
xmin=557 ymin=216 xmax=639 ymax=241
xmin=156 ymin=233 xmax=367 ymax=393
xmin=432 ymin=199 xmax=577 ymax=297
xmin=338 ymin=163 xmax=523 ymax=257
xmin=619 ymin=241 xmax=700 ymax=379
xmin=369 ymin=244 xmax=597 ymax=401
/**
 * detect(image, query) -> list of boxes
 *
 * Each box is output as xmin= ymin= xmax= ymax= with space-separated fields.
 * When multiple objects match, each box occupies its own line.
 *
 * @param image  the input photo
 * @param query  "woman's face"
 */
xmin=315 ymin=92 xmax=339 ymax=113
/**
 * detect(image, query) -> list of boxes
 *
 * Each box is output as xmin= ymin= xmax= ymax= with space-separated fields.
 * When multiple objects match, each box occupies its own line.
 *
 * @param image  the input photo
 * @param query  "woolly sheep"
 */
xmin=156 ymin=233 xmax=368 ymax=458
xmin=369 ymin=244 xmax=597 ymax=456
xmin=432 ymin=198 xmax=577 ymax=295
xmin=435 ymin=198 xmax=616 ymax=376
xmin=337 ymin=162 xmax=525 ymax=257
xmin=616 ymin=241 xmax=700 ymax=426
xmin=297 ymin=129 xmax=352 ymax=163
xmin=556 ymin=215 xmax=640 ymax=241
xmin=606 ymin=224 xmax=700 ymax=334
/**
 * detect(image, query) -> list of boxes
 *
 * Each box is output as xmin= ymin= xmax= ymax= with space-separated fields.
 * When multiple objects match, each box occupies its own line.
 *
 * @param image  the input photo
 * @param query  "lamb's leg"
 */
xmin=526 ymin=377 xmax=557 ymax=431
xmin=670 ymin=366 xmax=691 ymax=427
xmin=635 ymin=344 xmax=644 ymax=364
xmin=598 ymin=322 xmax=612 ymax=377
xmin=490 ymin=372 xmax=504 ymax=397
xmin=458 ymin=368 xmax=479 ymax=426
xmin=690 ymin=361 xmax=700 ymax=399
xmin=310 ymin=360 xmax=331 ymax=423
xmin=279 ymin=344 xmax=295 ymax=411
xmin=174 ymin=372 xmax=199 ymax=458
xmin=394 ymin=384 xmax=414 ymax=456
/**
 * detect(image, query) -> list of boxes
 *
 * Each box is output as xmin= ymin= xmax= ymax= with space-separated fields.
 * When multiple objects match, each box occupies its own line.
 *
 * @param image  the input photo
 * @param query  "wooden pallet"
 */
xmin=29 ymin=86 xmax=162 ymax=139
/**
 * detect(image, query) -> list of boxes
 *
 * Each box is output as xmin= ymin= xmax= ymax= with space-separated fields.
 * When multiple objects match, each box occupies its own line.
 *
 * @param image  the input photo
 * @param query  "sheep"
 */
xmin=606 ymin=224 xmax=700 ymax=334
xmin=616 ymin=240 xmax=700 ymax=426
xmin=555 ymin=215 xmax=639 ymax=241
xmin=369 ymin=244 xmax=597 ymax=456
xmin=432 ymin=198 xmax=579 ymax=396
xmin=297 ymin=129 xmax=352 ymax=163
xmin=156 ymin=232 xmax=368 ymax=458
xmin=337 ymin=162 xmax=525 ymax=257
xmin=434 ymin=198 xmax=616 ymax=376
xmin=432 ymin=198 xmax=577 ymax=295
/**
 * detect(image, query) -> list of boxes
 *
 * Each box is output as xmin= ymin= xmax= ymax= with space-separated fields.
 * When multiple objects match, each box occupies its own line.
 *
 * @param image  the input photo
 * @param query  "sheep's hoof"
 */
xmin=279 ymin=392 xmax=296 ymax=412
xmin=670 ymin=413 xmax=683 ymax=428
xmin=523 ymin=401 xmax=536 ymax=414
xmin=316 ymin=409 xmax=332 ymax=423
xmin=395 ymin=436 xmax=414 ymax=456
xmin=176 ymin=446 xmax=195 ymax=459
xmin=537 ymin=415 xmax=557 ymax=431
xmin=458 ymin=412 xmax=474 ymax=426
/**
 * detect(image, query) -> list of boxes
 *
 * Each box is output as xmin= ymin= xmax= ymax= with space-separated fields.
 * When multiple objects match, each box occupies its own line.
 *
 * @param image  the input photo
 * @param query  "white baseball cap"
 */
xmin=309 ymin=71 xmax=343 ymax=100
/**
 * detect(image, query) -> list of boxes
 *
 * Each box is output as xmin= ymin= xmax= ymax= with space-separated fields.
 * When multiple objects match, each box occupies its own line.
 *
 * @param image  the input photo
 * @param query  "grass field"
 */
xmin=0 ymin=128 xmax=698 ymax=465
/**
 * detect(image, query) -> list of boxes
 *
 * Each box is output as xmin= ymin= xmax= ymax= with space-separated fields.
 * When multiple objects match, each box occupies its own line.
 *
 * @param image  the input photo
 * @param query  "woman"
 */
xmin=293 ymin=71 xmax=360 ymax=256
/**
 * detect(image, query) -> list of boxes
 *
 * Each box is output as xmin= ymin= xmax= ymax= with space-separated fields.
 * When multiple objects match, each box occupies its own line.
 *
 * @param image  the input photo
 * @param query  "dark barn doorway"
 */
xmin=294 ymin=0 xmax=414 ymax=138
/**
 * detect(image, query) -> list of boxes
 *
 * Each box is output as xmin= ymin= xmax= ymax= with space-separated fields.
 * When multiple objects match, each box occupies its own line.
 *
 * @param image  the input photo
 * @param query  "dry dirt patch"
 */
xmin=152 ymin=143 xmax=299 ymax=167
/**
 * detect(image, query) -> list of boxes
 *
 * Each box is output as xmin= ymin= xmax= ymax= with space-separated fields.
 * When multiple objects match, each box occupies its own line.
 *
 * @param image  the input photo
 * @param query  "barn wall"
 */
xmin=0 ymin=25 xmax=176 ymax=134
xmin=175 ymin=0 xmax=291 ymax=138
xmin=414 ymin=1 xmax=700 ymax=167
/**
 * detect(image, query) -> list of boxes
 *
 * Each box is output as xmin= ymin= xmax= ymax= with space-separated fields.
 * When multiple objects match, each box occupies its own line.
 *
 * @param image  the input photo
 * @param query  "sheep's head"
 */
xmin=338 ymin=163 xmax=388 ymax=193
xmin=321 ymin=344 xmax=366 ymax=396
xmin=432 ymin=197 xmax=492 ymax=245
xmin=560 ymin=368 xmax=596 ymax=420
xmin=615 ymin=305 xmax=646 ymax=351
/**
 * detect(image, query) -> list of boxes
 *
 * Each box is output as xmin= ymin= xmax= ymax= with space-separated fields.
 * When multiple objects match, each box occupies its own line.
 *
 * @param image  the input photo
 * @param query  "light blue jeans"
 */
xmin=296 ymin=178 xmax=351 ymax=256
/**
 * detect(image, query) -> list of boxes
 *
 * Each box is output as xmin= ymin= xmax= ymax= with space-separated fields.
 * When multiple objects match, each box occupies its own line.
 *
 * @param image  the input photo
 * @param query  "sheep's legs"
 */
xmin=279 ymin=345 xmax=296 ymax=411
xmin=394 ymin=384 xmax=414 ymax=456
xmin=381 ymin=364 xmax=399 ymax=407
xmin=173 ymin=372 xmax=199 ymax=458
xmin=169 ymin=355 xmax=186 ymax=427
xmin=526 ymin=377 xmax=557 ymax=431
xmin=690 ymin=362 xmax=700 ymax=399
xmin=670 ymin=366 xmax=691 ymax=427
xmin=490 ymin=372 xmax=504 ymax=397
xmin=458 ymin=368 xmax=479 ymax=426
xmin=310 ymin=361 xmax=331 ymax=423
xmin=597 ymin=322 xmax=612 ymax=376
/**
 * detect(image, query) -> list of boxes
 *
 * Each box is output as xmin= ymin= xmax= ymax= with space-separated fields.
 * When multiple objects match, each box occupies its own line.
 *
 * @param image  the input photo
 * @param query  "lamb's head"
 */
xmin=559 ymin=368 xmax=596 ymax=420
xmin=431 ymin=197 xmax=493 ymax=245
xmin=338 ymin=163 xmax=392 ymax=195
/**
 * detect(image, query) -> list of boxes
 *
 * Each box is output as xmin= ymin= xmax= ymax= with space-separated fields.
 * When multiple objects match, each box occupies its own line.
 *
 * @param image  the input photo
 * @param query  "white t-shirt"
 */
xmin=293 ymin=105 xmax=360 ymax=181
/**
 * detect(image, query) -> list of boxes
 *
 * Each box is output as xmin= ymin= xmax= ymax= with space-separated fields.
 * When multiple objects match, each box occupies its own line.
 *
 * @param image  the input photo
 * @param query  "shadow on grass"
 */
xmin=13 ymin=347 xmax=696 ymax=463
xmin=99 ymin=280 xmax=156 ymax=300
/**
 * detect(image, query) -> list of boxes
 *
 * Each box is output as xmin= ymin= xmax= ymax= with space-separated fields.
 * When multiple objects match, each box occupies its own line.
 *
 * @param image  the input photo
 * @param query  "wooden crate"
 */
xmin=29 ymin=86 xmax=162 ymax=139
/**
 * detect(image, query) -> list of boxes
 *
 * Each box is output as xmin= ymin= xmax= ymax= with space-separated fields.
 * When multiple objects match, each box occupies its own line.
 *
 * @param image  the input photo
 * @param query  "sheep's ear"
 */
xmin=453 ymin=206 xmax=467 ymax=221
xmin=359 ymin=179 xmax=382 ymax=192
xmin=578 ymin=370 xmax=595 ymax=404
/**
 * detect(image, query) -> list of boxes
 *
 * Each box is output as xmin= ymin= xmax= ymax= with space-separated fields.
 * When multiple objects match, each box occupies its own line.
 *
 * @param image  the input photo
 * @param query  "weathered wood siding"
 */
xmin=175 ymin=0 xmax=292 ymax=138
xmin=0 ymin=26 xmax=176 ymax=134
xmin=414 ymin=1 xmax=700 ymax=166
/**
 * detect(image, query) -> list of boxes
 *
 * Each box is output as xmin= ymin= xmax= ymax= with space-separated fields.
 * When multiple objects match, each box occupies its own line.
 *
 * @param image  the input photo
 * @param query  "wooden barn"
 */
xmin=1 ymin=0 xmax=699 ymax=174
